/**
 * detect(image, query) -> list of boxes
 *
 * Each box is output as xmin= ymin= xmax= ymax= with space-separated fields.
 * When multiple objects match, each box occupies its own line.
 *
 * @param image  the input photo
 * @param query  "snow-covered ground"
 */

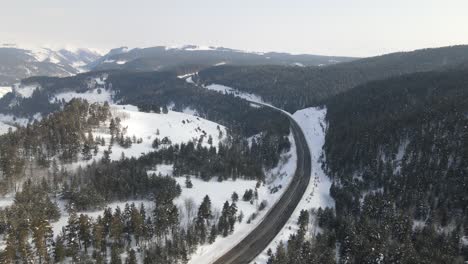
xmin=51 ymin=130 xmax=295 ymax=247
xmin=253 ymin=107 xmax=334 ymax=264
xmin=186 ymin=133 xmax=297 ymax=264
xmin=204 ymin=84 xmax=266 ymax=104
xmin=0 ymin=86 xmax=12 ymax=98
xmin=0 ymin=114 xmax=31 ymax=135
xmin=64 ymin=104 xmax=227 ymax=171
xmin=53 ymin=88 xmax=114 ymax=104
xmin=13 ymin=83 xmax=40 ymax=98
xmin=108 ymin=104 xmax=226 ymax=158
xmin=178 ymin=72 xmax=197 ymax=79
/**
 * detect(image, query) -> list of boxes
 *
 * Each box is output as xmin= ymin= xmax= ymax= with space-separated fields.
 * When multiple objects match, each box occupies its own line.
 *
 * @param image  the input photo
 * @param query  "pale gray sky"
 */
xmin=1 ymin=0 xmax=468 ymax=57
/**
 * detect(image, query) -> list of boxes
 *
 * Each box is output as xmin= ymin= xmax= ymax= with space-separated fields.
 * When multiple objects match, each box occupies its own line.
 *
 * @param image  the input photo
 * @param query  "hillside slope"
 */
xmin=197 ymin=45 xmax=468 ymax=112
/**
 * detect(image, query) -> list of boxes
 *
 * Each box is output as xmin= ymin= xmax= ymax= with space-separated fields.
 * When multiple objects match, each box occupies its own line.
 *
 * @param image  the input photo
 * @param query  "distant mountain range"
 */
xmin=89 ymin=45 xmax=357 ymax=73
xmin=0 ymin=44 xmax=357 ymax=85
xmin=0 ymin=44 xmax=102 ymax=85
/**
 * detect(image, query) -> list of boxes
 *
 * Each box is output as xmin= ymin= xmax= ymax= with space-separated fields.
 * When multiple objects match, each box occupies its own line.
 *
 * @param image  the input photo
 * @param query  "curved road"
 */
xmin=212 ymin=102 xmax=312 ymax=264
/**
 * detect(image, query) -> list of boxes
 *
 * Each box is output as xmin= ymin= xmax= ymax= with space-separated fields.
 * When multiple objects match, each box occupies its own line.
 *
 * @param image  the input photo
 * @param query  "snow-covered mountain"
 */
xmin=0 ymin=43 xmax=358 ymax=85
xmin=0 ymin=44 xmax=102 ymax=85
xmin=91 ymin=45 xmax=357 ymax=73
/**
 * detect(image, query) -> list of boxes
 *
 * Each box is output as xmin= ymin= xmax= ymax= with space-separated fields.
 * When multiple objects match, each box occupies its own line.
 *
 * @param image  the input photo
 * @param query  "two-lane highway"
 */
xmin=212 ymin=102 xmax=312 ymax=264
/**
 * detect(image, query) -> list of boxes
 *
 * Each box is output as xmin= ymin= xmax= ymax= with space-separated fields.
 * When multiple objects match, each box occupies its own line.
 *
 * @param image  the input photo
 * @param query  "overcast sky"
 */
xmin=1 ymin=0 xmax=468 ymax=57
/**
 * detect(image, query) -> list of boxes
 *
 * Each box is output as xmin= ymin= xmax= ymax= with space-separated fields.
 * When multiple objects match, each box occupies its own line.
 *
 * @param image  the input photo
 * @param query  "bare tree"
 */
xmin=184 ymin=198 xmax=196 ymax=227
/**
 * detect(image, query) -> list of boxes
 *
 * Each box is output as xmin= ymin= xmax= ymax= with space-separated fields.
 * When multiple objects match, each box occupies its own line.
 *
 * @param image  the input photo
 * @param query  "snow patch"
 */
xmin=178 ymin=72 xmax=197 ymax=79
xmin=53 ymin=89 xmax=113 ymax=104
xmin=13 ymin=83 xmax=40 ymax=98
xmin=0 ymin=86 xmax=12 ymax=99
xmin=204 ymin=84 xmax=266 ymax=104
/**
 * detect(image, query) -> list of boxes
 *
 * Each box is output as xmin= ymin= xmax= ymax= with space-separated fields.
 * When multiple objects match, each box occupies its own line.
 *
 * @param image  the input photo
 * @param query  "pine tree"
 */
xmin=54 ymin=235 xmax=66 ymax=263
xmin=231 ymin=192 xmax=239 ymax=202
xmin=185 ymin=176 xmax=193 ymax=188
xmin=111 ymin=244 xmax=122 ymax=264
xmin=228 ymin=202 xmax=238 ymax=232
xmin=92 ymin=219 xmax=104 ymax=253
xmin=111 ymin=207 xmax=124 ymax=243
xmin=2 ymin=228 xmax=17 ymax=263
xmin=298 ymin=209 xmax=309 ymax=231
xmin=208 ymin=224 xmax=218 ymax=244
xmin=78 ymin=214 xmax=92 ymax=253
xmin=162 ymin=105 xmax=169 ymax=114
xmin=218 ymin=201 xmax=230 ymax=237
xmin=126 ymin=249 xmax=137 ymax=264
xmin=198 ymin=195 xmax=212 ymax=220
xmin=32 ymin=218 xmax=52 ymax=264
xmin=65 ymin=210 xmax=80 ymax=261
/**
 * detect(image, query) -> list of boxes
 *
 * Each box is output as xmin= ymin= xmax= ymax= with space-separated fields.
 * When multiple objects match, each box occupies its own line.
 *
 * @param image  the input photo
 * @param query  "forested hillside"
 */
xmin=266 ymin=68 xmax=468 ymax=263
xmin=0 ymin=94 xmax=292 ymax=262
xmin=0 ymin=70 xmax=289 ymax=137
xmin=197 ymin=45 xmax=468 ymax=112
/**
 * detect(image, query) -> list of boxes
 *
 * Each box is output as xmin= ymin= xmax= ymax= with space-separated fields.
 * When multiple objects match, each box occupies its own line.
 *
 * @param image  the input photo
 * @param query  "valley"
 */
xmin=0 ymin=40 xmax=467 ymax=264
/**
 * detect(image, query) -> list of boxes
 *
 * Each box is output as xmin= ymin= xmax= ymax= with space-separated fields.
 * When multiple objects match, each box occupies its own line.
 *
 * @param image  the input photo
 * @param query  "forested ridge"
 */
xmin=266 ymin=68 xmax=468 ymax=263
xmin=197 ymin=45 xmax=468 ymax=112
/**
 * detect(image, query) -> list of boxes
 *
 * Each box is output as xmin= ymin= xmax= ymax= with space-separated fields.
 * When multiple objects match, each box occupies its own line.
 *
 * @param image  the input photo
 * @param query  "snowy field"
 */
xmin=106 ymin=104 xmax=227 ymax=159
xmin=253 ymin=107 xmax=334 ymax=264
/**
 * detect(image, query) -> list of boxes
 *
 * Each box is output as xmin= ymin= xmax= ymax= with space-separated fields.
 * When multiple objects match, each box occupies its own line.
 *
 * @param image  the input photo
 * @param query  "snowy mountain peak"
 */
xmin=0 ymin=45 xmax=104 ymax=85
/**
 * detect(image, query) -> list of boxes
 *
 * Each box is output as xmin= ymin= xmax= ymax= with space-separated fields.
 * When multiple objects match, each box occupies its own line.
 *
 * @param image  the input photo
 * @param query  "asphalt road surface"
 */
xmin=212 ymin=102 xmax=312 ymax=264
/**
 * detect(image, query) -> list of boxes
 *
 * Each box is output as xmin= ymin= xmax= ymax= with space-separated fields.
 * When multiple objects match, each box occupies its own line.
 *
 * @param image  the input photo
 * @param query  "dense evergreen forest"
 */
xmin=197 ymin=45 xmax=468 ymax=112
xmin=266 ymin=68 xmax=468 ymax=263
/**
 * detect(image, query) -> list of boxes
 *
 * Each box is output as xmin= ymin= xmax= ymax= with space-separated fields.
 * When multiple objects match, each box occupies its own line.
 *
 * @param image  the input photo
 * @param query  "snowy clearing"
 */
xmin=204 ymin=84 xmax=266 ymax=104
xmin=254 ymin=107 xmax=334 ymax=264
xmin=13 ymin=83 xmax=40 ymax=98
xmin=108 ymin=104 xmax=226 ymax=157
xmin=53 ymin=88 xmax=114 ymax=104
xmin=64 ymin=104 xmax=227 ymax=171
